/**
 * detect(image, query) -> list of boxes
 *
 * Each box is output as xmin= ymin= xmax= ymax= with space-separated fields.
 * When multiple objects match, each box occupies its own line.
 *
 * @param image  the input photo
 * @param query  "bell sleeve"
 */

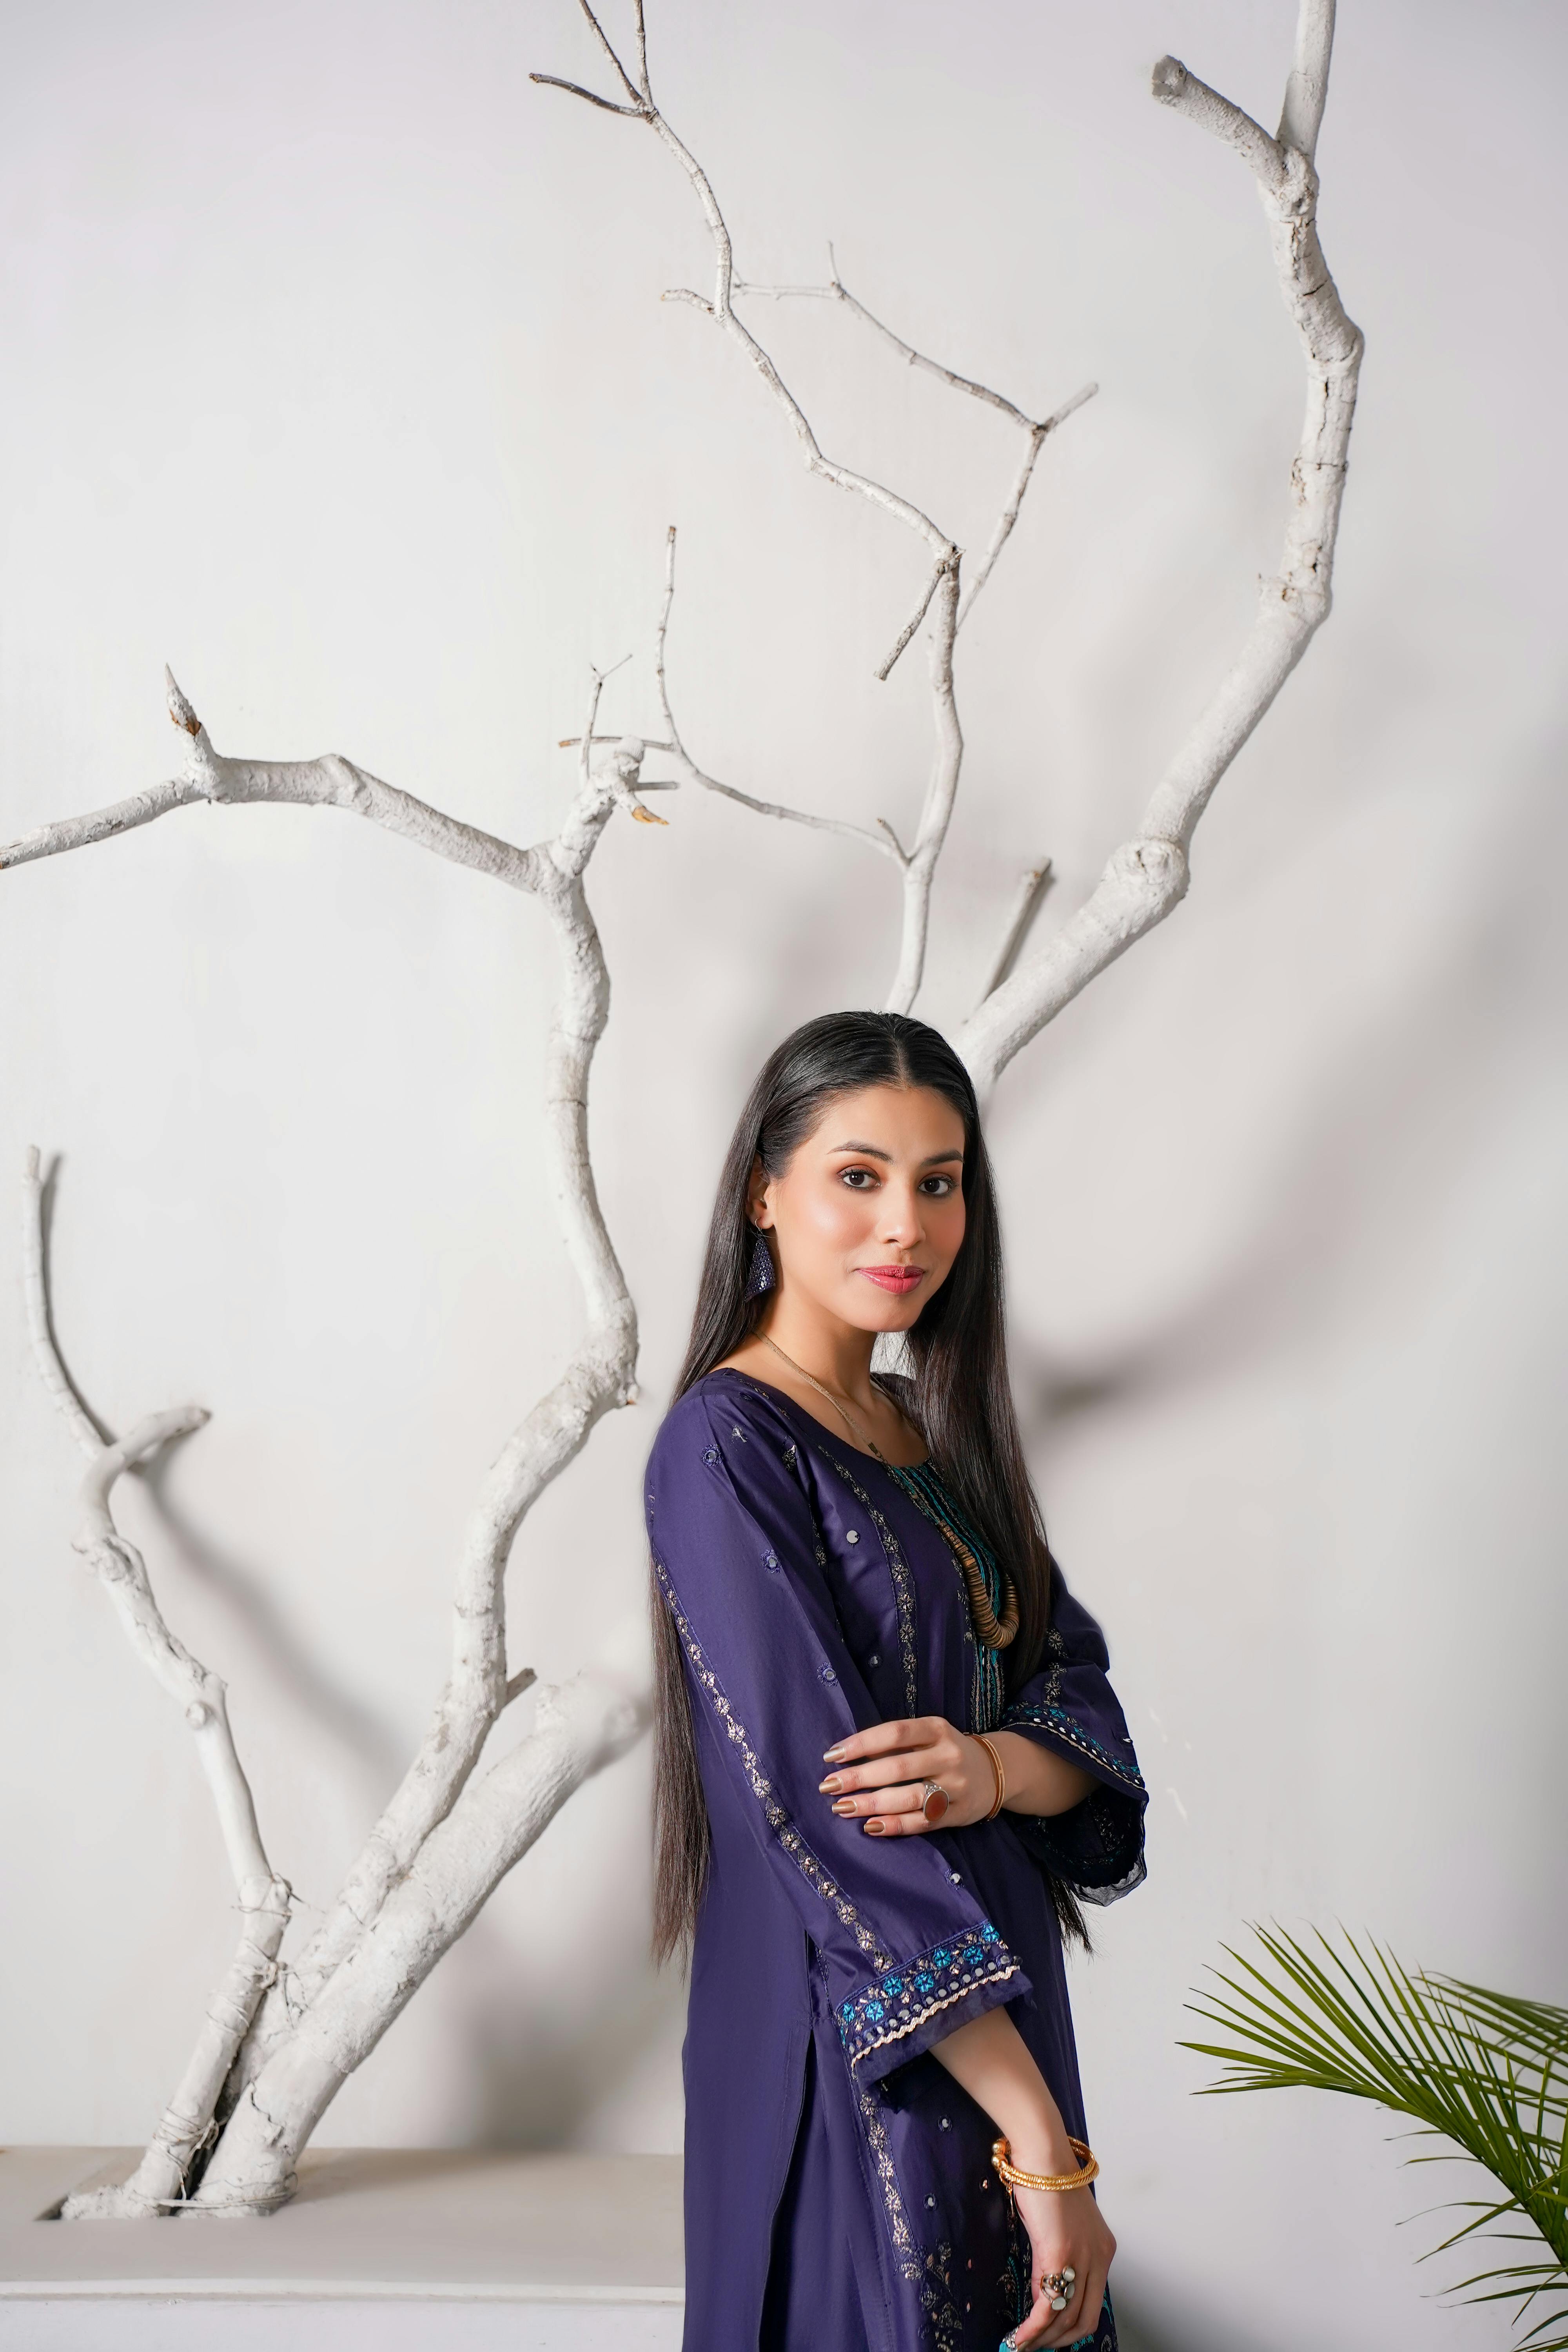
xmin=1000 ymin=1570 xmax=1148 ymax=1906
xmin=647 ymin=1388 xmax=1031 ymax=2084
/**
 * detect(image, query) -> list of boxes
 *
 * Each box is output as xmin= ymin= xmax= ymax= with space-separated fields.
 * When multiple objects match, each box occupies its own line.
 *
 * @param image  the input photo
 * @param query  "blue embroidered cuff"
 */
xmin=835 ymin=1922 xmax=1024 ymax=2079
xmin=999 ymin=1700 xmax=1146 ymax=1795
xmin=1001 ymin=1702 xmax=1147 ymax=1905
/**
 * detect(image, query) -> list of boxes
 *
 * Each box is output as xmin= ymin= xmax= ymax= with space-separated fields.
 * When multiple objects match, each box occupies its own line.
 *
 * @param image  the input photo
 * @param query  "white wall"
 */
xmin=1 ymin=2 xmax=1563 ymax=2345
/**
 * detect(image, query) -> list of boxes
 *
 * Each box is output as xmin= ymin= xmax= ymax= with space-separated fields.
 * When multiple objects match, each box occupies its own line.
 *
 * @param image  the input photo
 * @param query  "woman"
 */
xmin=646 ymin=1012 xmax=1147 ymax=2352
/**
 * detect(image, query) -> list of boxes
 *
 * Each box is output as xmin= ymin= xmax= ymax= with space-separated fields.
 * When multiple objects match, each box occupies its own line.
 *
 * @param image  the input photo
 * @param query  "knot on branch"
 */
xmin=599 ymin=736 xmax=669 ymax=827
xmin=76 ymin=1530 xmax=142 ymax=1586
xmin=1267 ymin=143 xmax=1320 ymax=220
xmin=1104 ymin=836 xmax=1189 ymax=920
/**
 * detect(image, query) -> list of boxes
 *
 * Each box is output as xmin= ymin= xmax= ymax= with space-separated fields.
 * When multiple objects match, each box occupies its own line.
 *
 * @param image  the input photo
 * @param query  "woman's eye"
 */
xmin=840 ymin=1167 xmax=877 ymax=1189
xmin=920 ymin=1175 xmax=956 ymax=1196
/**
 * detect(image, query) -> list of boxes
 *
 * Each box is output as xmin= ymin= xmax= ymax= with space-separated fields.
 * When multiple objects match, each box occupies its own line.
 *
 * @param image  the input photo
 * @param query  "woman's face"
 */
xmin=750 ymin=1083 xmax=968 ymax=1333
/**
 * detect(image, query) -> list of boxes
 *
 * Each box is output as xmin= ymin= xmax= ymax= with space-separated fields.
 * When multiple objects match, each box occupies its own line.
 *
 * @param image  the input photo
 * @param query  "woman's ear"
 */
xmin=746 ymin=1156 xmax=772 ymax=1230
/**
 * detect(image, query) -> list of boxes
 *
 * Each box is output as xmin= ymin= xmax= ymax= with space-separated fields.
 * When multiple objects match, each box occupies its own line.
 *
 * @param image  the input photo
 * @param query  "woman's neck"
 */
xmin=755 ymin=1301 xmax=878 ymax=1408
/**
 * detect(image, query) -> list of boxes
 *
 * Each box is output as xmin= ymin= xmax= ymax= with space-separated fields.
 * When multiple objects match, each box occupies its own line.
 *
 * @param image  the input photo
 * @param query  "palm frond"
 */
xmin=1183 ymin=1927 xmax=1568 ymax=2349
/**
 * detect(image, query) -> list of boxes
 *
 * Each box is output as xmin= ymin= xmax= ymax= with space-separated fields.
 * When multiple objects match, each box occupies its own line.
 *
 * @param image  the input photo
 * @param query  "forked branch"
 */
xmin=21 ymin=1149 xmax=291 ymax=2218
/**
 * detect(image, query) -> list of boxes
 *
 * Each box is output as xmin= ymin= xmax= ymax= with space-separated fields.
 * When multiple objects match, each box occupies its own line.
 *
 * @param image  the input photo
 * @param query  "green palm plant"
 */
xmin=1183 ymin=1927 xmax=1568 ymax=2348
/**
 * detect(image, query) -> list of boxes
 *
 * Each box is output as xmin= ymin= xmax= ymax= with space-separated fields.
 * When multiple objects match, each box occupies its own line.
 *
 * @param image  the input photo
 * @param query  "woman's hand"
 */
xmin=820 ymin=1715 xmax=996 ymax=1832
xmin=931 ymin=2009 xmax=1115 ymax=2350
xmin=1005 ymin=2177 xmax=1116 ymax=2350
xmin=822 ymin=1719 xmax=1096 ymax=1831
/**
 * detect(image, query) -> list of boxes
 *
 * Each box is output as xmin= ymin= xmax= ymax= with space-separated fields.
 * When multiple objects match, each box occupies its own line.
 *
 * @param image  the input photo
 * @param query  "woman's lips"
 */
xmin=857 ymin=1265 xmax=926 ymax=1294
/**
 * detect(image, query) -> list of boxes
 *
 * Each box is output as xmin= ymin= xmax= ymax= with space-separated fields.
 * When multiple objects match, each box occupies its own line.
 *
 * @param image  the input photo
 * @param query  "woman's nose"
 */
xmin=877 ymin=1186 xmax=924 ymax=1242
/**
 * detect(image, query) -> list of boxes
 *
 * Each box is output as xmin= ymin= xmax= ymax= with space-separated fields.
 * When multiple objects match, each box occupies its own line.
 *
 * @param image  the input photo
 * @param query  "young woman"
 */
xmin=646 ymin=1012 xmax=1146 ymax=2352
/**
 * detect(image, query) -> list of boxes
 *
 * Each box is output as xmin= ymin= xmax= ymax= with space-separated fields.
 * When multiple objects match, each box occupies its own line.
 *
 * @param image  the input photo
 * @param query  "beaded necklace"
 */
xmin=881 ymin=1457 xmax=1012 ymax=1735
xmin=759 ymin=1336 xmax=1019 ymax=1733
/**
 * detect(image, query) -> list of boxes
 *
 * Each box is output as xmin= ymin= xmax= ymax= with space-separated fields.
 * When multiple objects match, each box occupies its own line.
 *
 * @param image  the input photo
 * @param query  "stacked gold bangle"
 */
xmin=992 ymin=2134 xmax=1099 ymax=2195
xmin=972 ymin=1732 xmax=1007 ymax=1820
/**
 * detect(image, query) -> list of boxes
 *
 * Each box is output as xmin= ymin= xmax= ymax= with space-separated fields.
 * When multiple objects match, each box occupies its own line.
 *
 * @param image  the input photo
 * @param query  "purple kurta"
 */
xmin=646 ymin=1370 xmax=1147 ymax=2352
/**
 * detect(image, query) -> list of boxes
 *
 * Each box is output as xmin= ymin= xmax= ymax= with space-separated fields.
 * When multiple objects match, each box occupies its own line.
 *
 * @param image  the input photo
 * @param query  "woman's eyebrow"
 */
xmin=829 ymin=1140 xmax=964 ymax=1167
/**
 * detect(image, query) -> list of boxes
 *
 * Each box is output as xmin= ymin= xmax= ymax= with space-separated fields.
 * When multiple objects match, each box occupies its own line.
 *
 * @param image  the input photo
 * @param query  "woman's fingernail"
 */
xmin=819 ymin=1775 xmax=843 ymax=1794
xmin=823 ymin=1745 xmax=847 ymax=1763
xmin=832 ymin=1798 xmax=856 ymax=1816
xmin=865 ymin=1819 xmax=886 ymax=1835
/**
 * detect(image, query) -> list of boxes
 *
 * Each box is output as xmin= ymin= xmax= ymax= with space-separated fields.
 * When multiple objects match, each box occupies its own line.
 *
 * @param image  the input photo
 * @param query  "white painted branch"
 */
xmin=811 ymin=266 xmax=1034 ymax=428
xmin=534 ymin=19 xmax=955 ymax=575
xmin=733 ymin=266 xmax=1097 ymax=639
xmin=876 ymin=554 xmax=955 ymax=685
xmin=880 ymin=568 xmax=963 ymax=1015
xmin=193 ymin=1658 xmax=650 ymax=2213
xmin=0 ymin=671 xmax=543 ymax=893
xmin=62 ymin=1877 xmax=293 ymax=2220
xmin=1279 ymin=0 xmax=1336 ymax=163
xmin=204 ymin=706 xmax=647 ymax=2153
xmin=21 ymin=1149 xmax=292 ymax=2218
xmin=957 ymin=18 xmax=1361 ymax=1097
xmin=534 ymin=22 xmax=1104 ymax=1013
xmin=652 ymin=528 xmax=902 ymax=859
xmin=9 ymin=671 xmax=650 ymax=2205
xmin=975 ymin=862 xmax=1054 ymax=1007
xmin=958 ymin=383 xmax=1098 ymax=631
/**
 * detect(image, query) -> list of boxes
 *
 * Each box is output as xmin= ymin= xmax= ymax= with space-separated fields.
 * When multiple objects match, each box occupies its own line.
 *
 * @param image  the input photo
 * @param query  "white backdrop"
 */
xmin=2 ymin=2 xmax=1564 ymax=2347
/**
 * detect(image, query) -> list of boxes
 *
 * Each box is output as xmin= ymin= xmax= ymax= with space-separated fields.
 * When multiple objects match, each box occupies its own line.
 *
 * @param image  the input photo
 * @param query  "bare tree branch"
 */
xmin=959 ymin=383 xmax=1098 ymax=630
xmin=733 ymin=263 xmax=1097 ymax=633
xmin=8 ymin=662 xmax=655 ymax=2212
xmin=876 ymin=554 xmax=955 ymax=684
xmin=652 ymin=528 xmax=904 ymax=860
xmin=1278 ymin=0 xmax=1336 ymax=162
xmin=570 ymin=0 xmax=648 ymax=109
xmin=1 ymin=670 xmax=543 ymax=893
xmin=21 ymin=1148 xmax=292 ymax=2218
xmin=526 ymin=73 xmax=645 ymax=116
xmin=975 ymin=862 xmax=1054 ymax=1007
xmin=1149 ymin=56 xmax=1286 ymax=192
xmin=959 ymin=17 xmax=1361 ymax=1096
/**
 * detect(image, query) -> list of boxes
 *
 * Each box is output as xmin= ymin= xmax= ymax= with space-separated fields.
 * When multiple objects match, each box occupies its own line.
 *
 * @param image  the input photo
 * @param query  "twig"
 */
xmin=974 ymin=862 xmax=1054 ymax=1006
xmin=958 ymin=384 xmax=1098 ymax=630
xmin=652 ymin=527 xmax=902 ymax=858
xmin=526 ymin=73 xmax=646 ymax=117
xmin=877 ymin=555 xmax=955 ymax=685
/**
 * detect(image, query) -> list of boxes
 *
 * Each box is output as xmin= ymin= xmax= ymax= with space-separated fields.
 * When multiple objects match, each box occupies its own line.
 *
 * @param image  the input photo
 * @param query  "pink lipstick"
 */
xmin=858 ymin=1265 xmax=926 ymax=1294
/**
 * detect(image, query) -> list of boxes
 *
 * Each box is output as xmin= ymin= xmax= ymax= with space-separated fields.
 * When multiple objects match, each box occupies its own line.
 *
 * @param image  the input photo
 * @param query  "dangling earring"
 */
xmin=744 ymin=1226 xmax=776 ymax=1299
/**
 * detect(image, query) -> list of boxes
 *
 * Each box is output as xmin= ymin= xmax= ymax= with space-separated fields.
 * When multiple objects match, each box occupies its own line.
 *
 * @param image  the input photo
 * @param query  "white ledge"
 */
xmin=1 ymin=2148 xmax=683 ymax=2350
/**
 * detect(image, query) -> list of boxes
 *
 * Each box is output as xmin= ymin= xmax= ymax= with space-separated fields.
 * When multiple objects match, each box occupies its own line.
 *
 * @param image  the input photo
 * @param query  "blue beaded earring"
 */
xmin=744 ymin=1226 xmax=776 ymax=1299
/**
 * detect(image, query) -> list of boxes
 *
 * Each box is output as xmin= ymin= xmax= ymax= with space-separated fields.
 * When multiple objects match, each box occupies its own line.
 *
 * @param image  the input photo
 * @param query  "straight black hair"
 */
xmin=651 ymin=1010 xmax=1086 ymax=1961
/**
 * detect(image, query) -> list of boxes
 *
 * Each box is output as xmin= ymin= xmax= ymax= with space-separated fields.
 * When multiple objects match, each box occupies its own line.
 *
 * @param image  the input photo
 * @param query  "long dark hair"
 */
xmin=652 ymin=1010 xmax=1083 ymax=1960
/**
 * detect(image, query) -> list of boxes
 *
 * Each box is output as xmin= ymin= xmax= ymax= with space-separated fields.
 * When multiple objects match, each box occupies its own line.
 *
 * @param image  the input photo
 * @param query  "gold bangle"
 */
xmin=992 ymin=2134 xmax=1099 ymax=2195
xmin=973 ymin=1732 xmax=1007 ymax=1821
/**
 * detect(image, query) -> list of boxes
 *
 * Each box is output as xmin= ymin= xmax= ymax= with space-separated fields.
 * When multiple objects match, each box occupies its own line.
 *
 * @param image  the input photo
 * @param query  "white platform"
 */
xmin=0 ymin=2147 xmax=685 ymax=2350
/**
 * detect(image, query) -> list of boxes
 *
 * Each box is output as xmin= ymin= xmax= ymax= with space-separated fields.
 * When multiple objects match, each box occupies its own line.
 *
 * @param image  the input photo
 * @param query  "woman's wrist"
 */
xmin=990 ymin=1730 xmax=1095 ymax=1820
xmin=987 ymin=2091 xmax=1076 ymax=2177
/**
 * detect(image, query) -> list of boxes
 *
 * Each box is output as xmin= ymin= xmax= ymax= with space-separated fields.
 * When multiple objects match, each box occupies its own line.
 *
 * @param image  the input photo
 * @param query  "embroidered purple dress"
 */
xmin=646 ymin=1370 xmax=1147 ymax=2352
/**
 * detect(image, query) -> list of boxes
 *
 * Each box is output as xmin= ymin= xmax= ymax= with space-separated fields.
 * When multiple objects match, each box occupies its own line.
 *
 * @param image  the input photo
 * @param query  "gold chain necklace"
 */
xmin=760 ymin=1334 xmax=1018 ymax=1652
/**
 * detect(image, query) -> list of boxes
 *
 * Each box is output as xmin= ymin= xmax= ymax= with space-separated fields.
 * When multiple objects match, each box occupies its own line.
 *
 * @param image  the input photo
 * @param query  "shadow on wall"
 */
xmin=1014 ymin=739 xmax=1561 ymax=1446
xmin=1113 ymin=2270 xmax=1280 ymax=2352
xmin=36 ymin=1154 xmax=408 ymax=1797
xmin=449 ymin=1906 xmax=686 ymax=2150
